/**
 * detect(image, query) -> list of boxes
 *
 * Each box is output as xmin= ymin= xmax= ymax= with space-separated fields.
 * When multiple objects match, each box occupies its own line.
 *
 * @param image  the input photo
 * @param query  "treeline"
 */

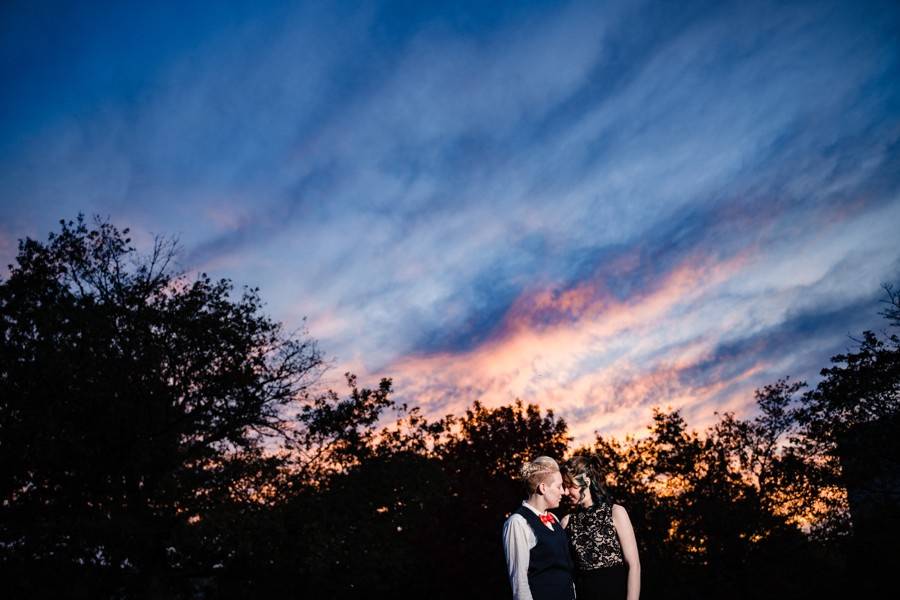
xmin=1 ymin=218 xmax=897 ymax=599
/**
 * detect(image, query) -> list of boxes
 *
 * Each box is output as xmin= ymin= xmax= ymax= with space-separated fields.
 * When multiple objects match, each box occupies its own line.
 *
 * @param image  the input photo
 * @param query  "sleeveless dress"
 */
xmin=565 ymin=502 xmax=627 ymax=600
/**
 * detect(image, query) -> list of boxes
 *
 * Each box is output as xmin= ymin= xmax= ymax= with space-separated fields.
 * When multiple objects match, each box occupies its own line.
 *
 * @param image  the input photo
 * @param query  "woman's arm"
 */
xmin=612 ymin=504 xmax=640 ymax=600
xmin=503 ymin=515 xmax=536 ymax=600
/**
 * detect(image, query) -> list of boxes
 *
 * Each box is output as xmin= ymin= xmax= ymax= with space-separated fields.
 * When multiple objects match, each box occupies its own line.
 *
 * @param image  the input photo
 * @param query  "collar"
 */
xmin=522 ymin=501 xmax=556 ymax=521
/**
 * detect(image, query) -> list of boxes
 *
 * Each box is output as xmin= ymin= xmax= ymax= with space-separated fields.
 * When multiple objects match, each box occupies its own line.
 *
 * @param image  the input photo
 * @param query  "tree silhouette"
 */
xmin=793 ymin=285 xmax=900 ymax=595
xmin=585 ymin=381 xmax=854 ymax=600
xmin=0 ymin=217 xmax=323 ymax=598
xmin=433 ymin=400 xmax=572 ymax=599
xmin=3 ymin=215 xmax=896 ymax=599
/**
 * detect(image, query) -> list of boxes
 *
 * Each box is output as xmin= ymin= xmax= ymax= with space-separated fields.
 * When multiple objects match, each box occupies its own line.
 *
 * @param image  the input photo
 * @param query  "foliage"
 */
xmin=2 ymin=217 xmax=897 ymax=598
xmin=0 ymin=217 xmax=323 ymax=597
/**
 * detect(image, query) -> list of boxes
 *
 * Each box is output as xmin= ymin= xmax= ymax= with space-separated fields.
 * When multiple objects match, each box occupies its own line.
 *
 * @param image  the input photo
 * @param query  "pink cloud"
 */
xmin=379 ymin=251 xmax=759 ymax=443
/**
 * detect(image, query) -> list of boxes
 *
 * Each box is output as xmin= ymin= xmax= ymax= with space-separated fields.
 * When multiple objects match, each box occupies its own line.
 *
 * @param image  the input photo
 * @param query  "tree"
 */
xmin=425 ymin=400 xmax=571 ymax=599
xmin=0 ymin=217 xmax=323 ymax=598
xmin=210 ymin=375 xmax=452 ymax=599
xmin=293 ymin=373 xmax=397 ymax=480
xmin=794 ymin=284 xmax=900 ymax=594
xmin=585 ymin=389 xmax=846 ymax=600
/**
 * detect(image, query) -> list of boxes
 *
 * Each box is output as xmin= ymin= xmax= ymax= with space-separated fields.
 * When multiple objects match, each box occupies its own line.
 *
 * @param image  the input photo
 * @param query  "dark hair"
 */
xmin=565 ymin=454 xmax=612 ymax=505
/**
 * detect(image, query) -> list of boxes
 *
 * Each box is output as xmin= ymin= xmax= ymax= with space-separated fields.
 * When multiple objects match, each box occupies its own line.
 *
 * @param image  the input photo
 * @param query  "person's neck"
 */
xmin=526 ymin=495 xmax=551 ymax=513
xmin=580 ymin=495 xmax=594 ymax=509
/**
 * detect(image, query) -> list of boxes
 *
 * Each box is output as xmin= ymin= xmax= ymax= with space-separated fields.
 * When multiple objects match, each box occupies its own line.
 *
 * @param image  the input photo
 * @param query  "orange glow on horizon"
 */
xmin=377 ymin=251 xmax=761 ymax=443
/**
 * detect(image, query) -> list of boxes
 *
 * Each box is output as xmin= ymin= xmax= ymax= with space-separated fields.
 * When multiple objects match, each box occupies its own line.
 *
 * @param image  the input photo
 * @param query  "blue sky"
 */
xmin=2 ymin=0 xmax=899 ymax=441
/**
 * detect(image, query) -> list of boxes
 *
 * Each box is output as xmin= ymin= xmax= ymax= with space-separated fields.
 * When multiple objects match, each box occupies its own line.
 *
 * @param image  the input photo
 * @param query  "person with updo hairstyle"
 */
xmin=561 ymin=454 xmax=640 ymax=600
xmin=502 ymin=456 xmax=575 ymax=600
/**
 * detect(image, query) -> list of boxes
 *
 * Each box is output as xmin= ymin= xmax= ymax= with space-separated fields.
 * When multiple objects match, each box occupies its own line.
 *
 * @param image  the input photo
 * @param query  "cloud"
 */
xmin=382 ymin=251 xmax=749 ymax=422
xmin=373 ymin=194 xmax=900 ymax=443
xmin=1 ymin=0 xmax=899 ymax=441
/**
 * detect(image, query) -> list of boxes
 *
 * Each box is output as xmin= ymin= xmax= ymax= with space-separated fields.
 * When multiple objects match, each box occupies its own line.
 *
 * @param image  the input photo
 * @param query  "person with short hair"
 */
xmin=561 ymin=454 xmax=641 ymax=600
xmin=502 ymin=456 xmax=575 ymax=600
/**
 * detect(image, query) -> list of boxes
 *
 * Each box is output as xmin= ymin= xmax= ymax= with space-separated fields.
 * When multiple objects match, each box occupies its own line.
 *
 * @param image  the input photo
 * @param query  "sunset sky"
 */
xmin=2 ymin=0 xmax=899 ymax=442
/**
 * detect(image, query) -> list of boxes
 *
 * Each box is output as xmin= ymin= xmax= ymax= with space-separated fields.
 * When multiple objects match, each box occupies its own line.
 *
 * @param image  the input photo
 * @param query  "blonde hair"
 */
xmin=519 ymin=456 xmax=560 ymax=496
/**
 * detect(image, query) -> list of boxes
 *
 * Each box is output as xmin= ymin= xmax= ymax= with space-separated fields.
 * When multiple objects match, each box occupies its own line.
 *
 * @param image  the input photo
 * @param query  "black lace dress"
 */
xmin=565 ymin=502 xmax=627 ymax=599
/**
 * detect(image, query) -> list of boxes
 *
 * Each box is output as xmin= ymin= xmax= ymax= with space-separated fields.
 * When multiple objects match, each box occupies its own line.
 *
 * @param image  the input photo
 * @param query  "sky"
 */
xmin=2 ymin=0 xmax=899 ymax=443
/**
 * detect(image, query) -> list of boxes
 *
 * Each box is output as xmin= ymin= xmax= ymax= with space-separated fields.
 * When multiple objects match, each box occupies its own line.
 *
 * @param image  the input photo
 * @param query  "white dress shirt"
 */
xmin=502 ymin=501 xmax=558 ymax=600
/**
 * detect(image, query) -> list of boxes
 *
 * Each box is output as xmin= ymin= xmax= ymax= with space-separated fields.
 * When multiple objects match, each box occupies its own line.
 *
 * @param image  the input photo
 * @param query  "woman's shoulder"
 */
xmin=611 ymin=503 xmax=633 ymax=523
xmin=503 ymin=510 xmax=528 ymax=528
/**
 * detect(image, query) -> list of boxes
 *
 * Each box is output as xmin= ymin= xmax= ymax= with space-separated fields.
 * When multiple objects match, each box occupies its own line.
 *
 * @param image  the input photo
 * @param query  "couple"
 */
xmin=502 ymin=455 xmax=640 ymax=600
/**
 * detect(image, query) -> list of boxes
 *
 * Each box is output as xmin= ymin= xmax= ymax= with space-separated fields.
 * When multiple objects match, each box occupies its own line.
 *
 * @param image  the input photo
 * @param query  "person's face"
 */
xmin=541 ymin=472 xmax=564 ymax=509
xmin=566 ymin=481 xmax=594 ymax=507
xmin=566 ymin=483 xmax=582 ymax=504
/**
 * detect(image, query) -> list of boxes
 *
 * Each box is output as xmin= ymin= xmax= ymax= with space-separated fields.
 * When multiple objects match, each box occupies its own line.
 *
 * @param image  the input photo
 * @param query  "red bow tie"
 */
xmin=540 ymin=514 xmax=555 ymax=524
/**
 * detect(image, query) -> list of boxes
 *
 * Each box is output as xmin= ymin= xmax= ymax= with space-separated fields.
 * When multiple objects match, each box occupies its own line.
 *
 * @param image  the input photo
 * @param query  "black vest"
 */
xmin=515 ymin=507 xmax=575 ymax=600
